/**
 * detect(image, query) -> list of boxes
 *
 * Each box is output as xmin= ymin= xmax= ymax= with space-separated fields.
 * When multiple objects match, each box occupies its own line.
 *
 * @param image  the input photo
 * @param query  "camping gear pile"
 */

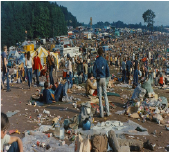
xmin=117 ymin=79 xmax=169 ymax=127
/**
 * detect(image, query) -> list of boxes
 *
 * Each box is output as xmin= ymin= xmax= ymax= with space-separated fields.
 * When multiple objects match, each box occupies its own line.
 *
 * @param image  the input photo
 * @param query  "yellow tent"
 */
xmin=31 ymin=46 xmax=59 ymax=69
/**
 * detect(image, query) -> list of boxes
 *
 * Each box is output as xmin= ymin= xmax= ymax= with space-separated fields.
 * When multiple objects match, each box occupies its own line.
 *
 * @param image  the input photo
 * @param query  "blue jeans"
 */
xmin=66 ymin=72 xmax=72 ymax=89
xmin=91 ymin=66 xmax=93 ymax=73
xmin=122 ymin=69 xmax=126 ymax=83
xmin=24 ymin=67 xmax=27 ymax=79
xmin=54 ymin=82 xmax=68 ymax=101
xmin=63 ymin=81 xmax=68 ymax=97
xmin=88 ymin=67 xmax=91 ymax=74
xmin=27 ymin=68 xmax=32 ymax=87
xmin=2 ymin=68 xmax=10 ymax=91
xmin=126 ymin=70 xmax=130 ymax=83
xmin=49 ymin=66 xmax=54 ymax=85
xmin=34 ymin=69 xmax=39 ymax=85
xmin=8 ymin=142 xmax=19 ymax=152
xmin=83 ymin=74 xmax=87 ymax=82
xmin=133 ymin=69 xmax=138 ymax=85
xmin=97 ymin=78 xmax=109 ymax=118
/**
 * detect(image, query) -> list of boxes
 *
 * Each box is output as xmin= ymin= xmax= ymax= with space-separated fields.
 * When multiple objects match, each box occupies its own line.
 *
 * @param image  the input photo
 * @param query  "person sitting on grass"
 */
xmin=43 ymin=82 xmax=56 ymax=104
xmin=1 ymin=112 xmax=23 ymax=152
xmin=86 ymin=73 xmax=97 ymax=96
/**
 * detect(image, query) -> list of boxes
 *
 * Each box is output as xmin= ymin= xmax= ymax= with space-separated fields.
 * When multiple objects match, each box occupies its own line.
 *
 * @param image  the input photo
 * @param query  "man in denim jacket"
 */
xmin=93 ymin=47 xmax=110 ymax=118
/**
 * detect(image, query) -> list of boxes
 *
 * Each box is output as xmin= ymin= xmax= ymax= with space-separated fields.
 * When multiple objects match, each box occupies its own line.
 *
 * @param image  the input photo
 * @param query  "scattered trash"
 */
xmin=121 ymin=94 xmax=128 ymax=99
xmin=6 ymin=110 xmax=20 ymax=118
xmin=35 ymin=109 xmax=39 ymax=113
xmin=9 ymin=129 xmax=20 ymax=135
xmin=115 ymin=110 xmax=125 ymax=115
xmin=165 ymin=125 xmax=169 ymax=131
xmin=43 ymin=109 xmax=50 ymax=115
xmin=144 ymin=140 xmax=156 ymax=151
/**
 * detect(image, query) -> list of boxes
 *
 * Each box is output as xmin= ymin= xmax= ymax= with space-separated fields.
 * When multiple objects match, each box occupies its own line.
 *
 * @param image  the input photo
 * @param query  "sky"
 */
xmin=54 ymin=1 xmax=169 ymax=26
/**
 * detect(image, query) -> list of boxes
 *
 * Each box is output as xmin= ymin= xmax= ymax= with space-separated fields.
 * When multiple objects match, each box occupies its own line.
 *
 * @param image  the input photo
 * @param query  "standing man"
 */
xmin=93 ymin=47 xmax=110 ymax=118
xmin=66 ymin=53 xmax=72 ymax=92
xmin=54 ymin=55 xmax=58 ymax=78
xmin=1 ymin=45 xmax=10 ymax=91
xmin=83 ymin=60 xmax=88 ymax=82
xmin=46 ymin=50 xmax=54 ymax=86
xmin=75 ymin=56 xmax=81 ymax=76
xmin=33 ymin=51 xmax=42 ymax=86
xmin=133 ymin=56 xmax=139 ymax=85
xmin=110 ymin=54 xmax=113 ymax=67
xmin=126 ymin=57 xmax=132 ymax=84
xmin=122 ymin=57 xmax=127 ymax=83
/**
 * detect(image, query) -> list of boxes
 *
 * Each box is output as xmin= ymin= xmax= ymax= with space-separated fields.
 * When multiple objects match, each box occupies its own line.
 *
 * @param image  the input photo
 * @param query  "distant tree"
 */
xmin=142 ymin=9 xmax=156 ymax=31
xmin=105 ymin=21 xmax=110 ymax=26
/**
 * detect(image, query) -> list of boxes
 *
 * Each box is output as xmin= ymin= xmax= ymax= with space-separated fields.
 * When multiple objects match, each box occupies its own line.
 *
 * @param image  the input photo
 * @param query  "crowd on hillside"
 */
xmin=2 ymin=32 xmax=169 ymax=104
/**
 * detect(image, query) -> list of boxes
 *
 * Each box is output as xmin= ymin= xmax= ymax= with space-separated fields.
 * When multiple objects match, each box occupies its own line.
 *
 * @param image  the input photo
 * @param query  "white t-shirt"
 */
xmin=72 ymin=57 xmax=75 ymax=63
xmin=66 ymin=60 xmax=72 ymax=73
xmin=1 ymin=134 xmax=10 ymax=151
xmin=27 ymin=58 xmax=32 ymax=69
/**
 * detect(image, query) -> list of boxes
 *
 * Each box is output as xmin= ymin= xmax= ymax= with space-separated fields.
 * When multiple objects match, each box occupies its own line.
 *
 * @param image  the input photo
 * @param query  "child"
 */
xmin=43 ymin=82 xmax=56 ymax=104
xmin=1 ymin=112 xmax=23 ymax=152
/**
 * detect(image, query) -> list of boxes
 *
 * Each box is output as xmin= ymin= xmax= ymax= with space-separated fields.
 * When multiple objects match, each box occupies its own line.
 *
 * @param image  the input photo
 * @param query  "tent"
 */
xmin=31 ymin=46 xmax=59 ymax=69
xmin=8 ymin=50 xmax=20 ymax=59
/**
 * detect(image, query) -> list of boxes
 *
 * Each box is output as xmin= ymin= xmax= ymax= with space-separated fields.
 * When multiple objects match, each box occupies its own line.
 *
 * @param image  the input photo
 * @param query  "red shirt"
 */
xmin=159 ymin=77 xmax=163 ymax=84
xmin=33 ymin=56 xmax=42 ymax=70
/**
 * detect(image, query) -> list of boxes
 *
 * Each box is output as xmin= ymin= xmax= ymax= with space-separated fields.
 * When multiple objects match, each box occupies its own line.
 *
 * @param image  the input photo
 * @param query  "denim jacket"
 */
xmin=126 ymin=60 xmax=132 ymax=70
xmin=93 ymin=56 xmax=110 ymax=78
xmin=43 ymin=89 xmax=54 ymax=104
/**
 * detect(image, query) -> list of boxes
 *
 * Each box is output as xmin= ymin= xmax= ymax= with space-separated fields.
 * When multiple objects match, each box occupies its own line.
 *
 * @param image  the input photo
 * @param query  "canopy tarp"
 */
xmin=8 ymin=50 xmax=20 ymax=59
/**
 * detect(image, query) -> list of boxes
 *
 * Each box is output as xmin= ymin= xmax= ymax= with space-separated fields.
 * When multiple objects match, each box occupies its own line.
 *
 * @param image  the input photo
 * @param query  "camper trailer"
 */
xmin=52 ymin=44 xmax=63 ymax=52
xmin=30 ymin=41 xmax=36 ymax=49
xmin=40 ymin=39 xmax=46 ymax=45
xmin=62 ymin=47 xmax=81 ymax=57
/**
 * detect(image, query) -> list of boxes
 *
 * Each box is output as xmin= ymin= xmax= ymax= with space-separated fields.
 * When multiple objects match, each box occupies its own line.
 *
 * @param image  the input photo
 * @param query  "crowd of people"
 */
xmin=1 ymin=31 xmax=169 ymax=151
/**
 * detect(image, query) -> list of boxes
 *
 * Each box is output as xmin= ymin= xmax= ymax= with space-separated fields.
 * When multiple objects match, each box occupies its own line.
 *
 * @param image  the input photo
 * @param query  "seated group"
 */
xmin=41 ymin=73 xmax=97 ymax=104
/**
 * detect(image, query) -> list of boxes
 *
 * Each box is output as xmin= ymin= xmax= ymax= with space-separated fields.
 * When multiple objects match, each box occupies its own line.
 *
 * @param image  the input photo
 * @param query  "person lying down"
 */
xmin=41 ymin=81 xmax=69 ymax=104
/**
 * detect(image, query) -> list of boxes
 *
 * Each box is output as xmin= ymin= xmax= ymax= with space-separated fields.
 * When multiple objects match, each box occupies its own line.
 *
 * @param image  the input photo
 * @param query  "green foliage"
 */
xmin=59 ymin=5 xmax=81 ymax=28
xmin=142 ymin=9 xmax=156 ymax=29
xmin=1 ymin=1 xmax=75 ymax=48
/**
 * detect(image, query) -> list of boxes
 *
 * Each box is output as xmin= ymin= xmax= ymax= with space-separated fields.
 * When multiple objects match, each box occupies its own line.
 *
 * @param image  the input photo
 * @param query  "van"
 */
xmin=40 ymin=39 xmax=46 ymax=45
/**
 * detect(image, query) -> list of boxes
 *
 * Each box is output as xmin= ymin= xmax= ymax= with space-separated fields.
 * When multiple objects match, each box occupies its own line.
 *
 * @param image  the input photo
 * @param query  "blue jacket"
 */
xmin=122 ymin=61 xmax=126 ymax=70
xmin=126 ymin=60 xmax=132 ymax=71
xmin=93 ymin=56 xmax=110 ymax=78
xmin=43 ymin=89 xmax=54 ymax=104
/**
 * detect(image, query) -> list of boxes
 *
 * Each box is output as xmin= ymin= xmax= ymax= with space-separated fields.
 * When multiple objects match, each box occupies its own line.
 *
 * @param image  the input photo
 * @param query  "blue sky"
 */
xmin=54 ymin=1 xmax=169 ymax=26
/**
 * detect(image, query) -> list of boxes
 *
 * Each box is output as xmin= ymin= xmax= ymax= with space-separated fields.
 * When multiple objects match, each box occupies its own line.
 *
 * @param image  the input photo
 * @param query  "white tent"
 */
xmin=8 ymin=50 xmax=20 ymax=59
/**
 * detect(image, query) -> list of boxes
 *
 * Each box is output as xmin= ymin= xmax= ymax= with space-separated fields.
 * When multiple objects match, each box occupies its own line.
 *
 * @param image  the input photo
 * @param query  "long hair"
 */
xmin=1 ymin=112 xmax=9 ymax=131
xmin=27 ymin=51 xmax=30 ymax=60
xmin=97 ymin=47 xmax=103 ymax=56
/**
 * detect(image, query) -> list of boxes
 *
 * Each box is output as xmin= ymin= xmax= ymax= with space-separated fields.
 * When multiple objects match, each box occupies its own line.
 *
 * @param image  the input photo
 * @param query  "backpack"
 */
xmin=79 ymin=103 xmax=93 ymax=126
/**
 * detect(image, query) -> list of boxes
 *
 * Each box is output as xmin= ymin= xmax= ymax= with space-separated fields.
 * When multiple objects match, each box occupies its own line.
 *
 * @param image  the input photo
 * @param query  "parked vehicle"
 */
xmin=40 ymin=39 xmax=46 ymax=45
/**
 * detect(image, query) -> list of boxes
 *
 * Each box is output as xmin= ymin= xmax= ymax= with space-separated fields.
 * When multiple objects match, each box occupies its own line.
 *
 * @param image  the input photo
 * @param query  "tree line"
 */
xmin=1 ymin=1 xmax=81 ymax=48
xmin=91 ymin=9 xmax=168 ymax=33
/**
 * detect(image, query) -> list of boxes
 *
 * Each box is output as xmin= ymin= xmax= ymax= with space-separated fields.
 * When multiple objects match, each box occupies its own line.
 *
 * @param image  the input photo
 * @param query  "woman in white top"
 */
xmin=66 ymin=53 xmax=72 ymax=92
xmin=25 ymin=51 xmax=34 ymax=89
